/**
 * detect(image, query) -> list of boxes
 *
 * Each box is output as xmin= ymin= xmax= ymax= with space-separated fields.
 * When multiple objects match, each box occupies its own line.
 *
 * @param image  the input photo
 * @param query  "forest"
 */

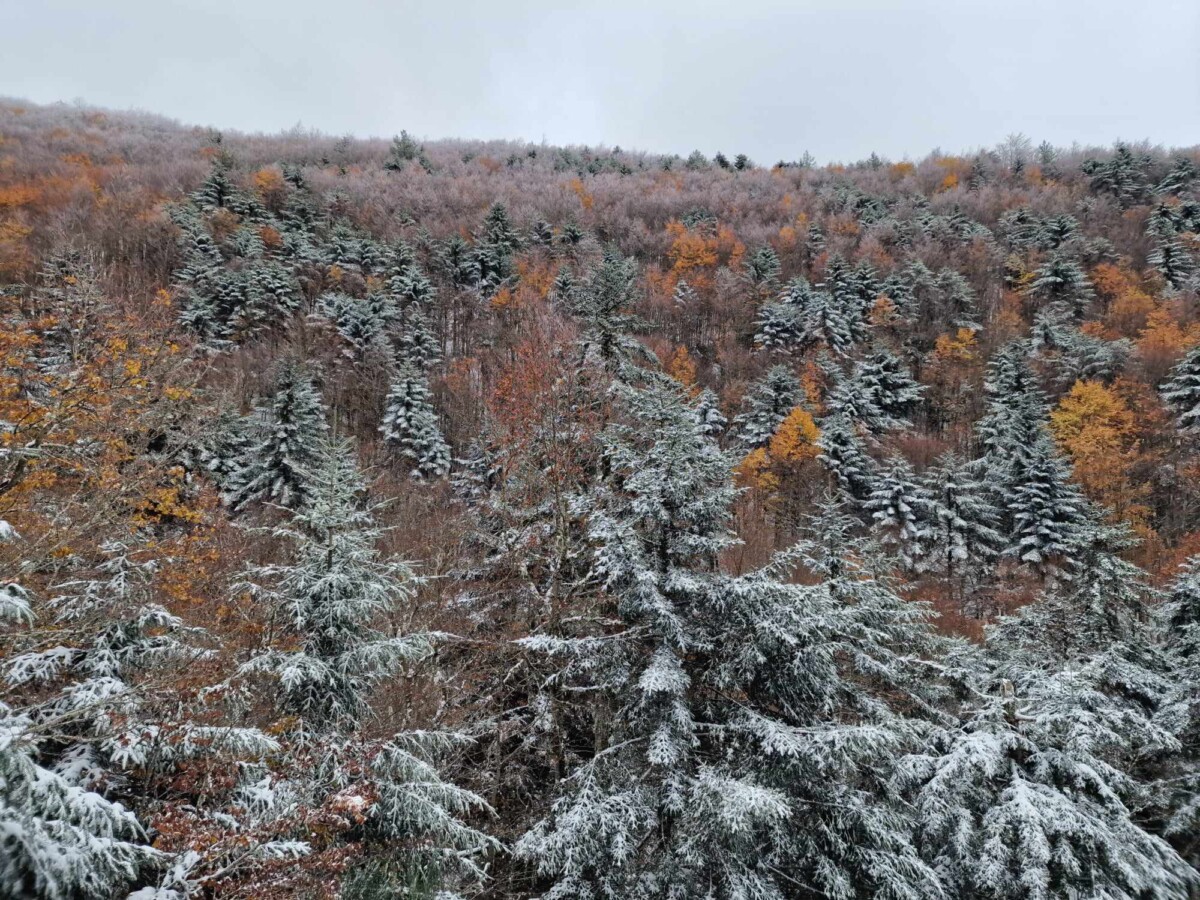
xmin=1 ymin=98 xmax=1199 ymax=899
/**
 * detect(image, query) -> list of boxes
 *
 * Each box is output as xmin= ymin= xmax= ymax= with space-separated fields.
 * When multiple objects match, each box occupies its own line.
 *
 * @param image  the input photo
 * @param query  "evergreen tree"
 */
xmin=1160 ymin=342 xmax=1200 ymax=434
xmin=0 ymin=701 xmax=155 ymax=900
xmin=817 ymin=412 xmax=876 ymax=502
xmin=827 ymin=349 xmax=925 ymax=433
xmin=1082 ymin=145 xmax=1150 ymax=208
xmin=1158 ymin=559 xmax=1200 ymax=864
xmin=225 ymin=362 xmax=329 ymax=511
xmin=237 ymin=436 xmax=496 ymax=883
xmin=1005 ymin=427 xmax=1092 ymax=577
xmin=693 ymin=388 xmax=728 ymax=437
xmin=1025 ymin=254 xmax=1094 ymax=314
xmin=909 ymin=524 xmax=1195 ymax=899
xmin=238 ymin=435 xmax=429 ymax=728
xmin=733 ymin=365 xmax=803 ymax=448
xmin=517 ymin=383 xmax=944 ymax=900
xmin=866 ymin=456 xmax=932 ymax=571
xmin=743 ymin=245 xmax=781 ymax=289
xmin=380 ymin=364 xmax=451 ymax=479
xmin=920 ymin=454 xmax=1004 ymax=584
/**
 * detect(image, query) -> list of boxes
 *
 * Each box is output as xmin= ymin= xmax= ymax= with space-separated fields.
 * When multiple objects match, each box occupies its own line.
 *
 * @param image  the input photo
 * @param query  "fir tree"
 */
xmin=225 ymin=362 xmax=329 ymax=511
xmin=380 ymin=364 xmax=451 ymax=479
xmin=517 ymin=383 xmax=944 ymax=900
xmin=866 ymin=456 xmax=932 ymax=571
xmin=1160 ymin=342 xmax=1200 ymax=434
xmin=920 ymin=454 xmax=1004 ymax=584
xmin=817 ymin=412 xmax=876 ymax=502
xmin=733 ymin=365 xmax=803 ymax=448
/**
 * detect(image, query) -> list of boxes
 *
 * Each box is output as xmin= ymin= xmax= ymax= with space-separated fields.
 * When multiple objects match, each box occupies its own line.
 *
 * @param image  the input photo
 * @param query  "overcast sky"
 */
xmin=4 ymin=0 xmax=1199 ymax=163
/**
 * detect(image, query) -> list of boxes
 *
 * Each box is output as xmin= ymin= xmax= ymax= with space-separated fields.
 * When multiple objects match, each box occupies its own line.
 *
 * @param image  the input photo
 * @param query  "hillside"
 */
xmin=2 ymin=98 xmax=1199 ymax=899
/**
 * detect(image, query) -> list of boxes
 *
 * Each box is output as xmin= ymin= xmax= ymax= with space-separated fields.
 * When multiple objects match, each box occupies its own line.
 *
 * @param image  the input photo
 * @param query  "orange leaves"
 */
xmin=767 ymin=406 xmax=821 ymax=464
xmin=666 ymin=220 xmax=719 ymax=271
xmin=568 ymin=177 xmax=594 ymax=211
xmin=735 ymin=406 xmax=821 ymax=492
xmin=664 ymin=220 xmax=745 ymax=291
xmin=667 ymin=345 xmax=699 ymax=396
xmin=1049 ymin=380 xmax=1150 ymax=530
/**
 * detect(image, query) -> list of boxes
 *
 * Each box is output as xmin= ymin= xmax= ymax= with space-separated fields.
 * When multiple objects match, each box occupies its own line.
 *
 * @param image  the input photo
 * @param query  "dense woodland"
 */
xmin=2 ymin=98 xmax=1200 ymax=899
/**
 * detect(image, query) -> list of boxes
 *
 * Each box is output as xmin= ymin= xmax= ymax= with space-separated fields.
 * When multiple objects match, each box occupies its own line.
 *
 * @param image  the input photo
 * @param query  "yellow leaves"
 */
xmin=667 ymin=345 xmax=699 ymax=396
xmin=939 ymin=172 xmax=959 ymax=191
xmin=1050 ymin=380 xmax=1135 ymax=448
xmin=666 ymin=220 xmax=719 ymax=272
xmin=735 ymin=447 xmax=778 ymax=492
xmin=490 ymin=286 xmax=516 ymax=310
xmin=735 ymin=406 xmax=821 ymax=491
xmin=568 ymin=177 xmax=594 ymax=211
xmin=1050 ymin=380 xmax=1150 ymax=529
xmin=932 ymin=327 xmax=978 ymax=364
xmin=889 ymin=161 xmax=916 ymax=179
xmin=767 ymin=407 xmax=821 ymax=464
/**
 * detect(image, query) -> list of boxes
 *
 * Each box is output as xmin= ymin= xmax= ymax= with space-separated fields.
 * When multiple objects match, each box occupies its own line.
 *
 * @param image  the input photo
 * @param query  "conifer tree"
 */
xmin=237 ymin=436 xmax=496 ymax=885
xmin=380 ymin=364 xmax=451 ymax=478
xmin=733 ymin=365 xmax=803 ymax=448
xmin=517 ymin=382 xmax=945 ymax=900
xmin=866 ymin=456 xmax=932 ymax=571
xmin=817 ymin=411 xmax=876 ymax=501
xmin=225 ymin=361 xmax=329 ymax=511
xmin=920 ymin=454 xmax=1004 ymax=584
xmin=1161 ymin=342 xmax=1200 ymax=434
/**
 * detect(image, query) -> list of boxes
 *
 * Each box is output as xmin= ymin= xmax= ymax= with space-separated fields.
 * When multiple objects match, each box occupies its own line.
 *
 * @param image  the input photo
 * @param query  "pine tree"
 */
xmin=0 ymin=701 xmax=156 ymax=900
xmin=1005 ymin=427 xmax=1092 ymax=577
xmin=693 ymin=388 xmax=727 ymax=437
xmin=225 ymin=361 xmax=329 ymax=511
xmin=1160 ymin=342 xmax=1200 ymax=434
xmin=920 ymin=454 xmax=1004 ymax=584
xmin=1025 ymin=254 xmax=1094 ymax=314
xmin=817 ymin=411 xmax=876 ymax=501
xmin=866 ymin=456 xmax=932 ymax=570
xmin=237 ymin=436 xmax=496 ymax=884
xmin=380 ymin=364 xmax=451 ymax=479
xmin=826 ymin=349 xmax=925 ymax=433
xmin=1158 ymin=559 xmax=1200 ymax=864
xmin=743 ymin=245 xmax=781 ymax=289
xmin=1083 ymin=144 xmax=1150 ymax=208
xmin=517 ymin=383 xmax=944 ymax=900
xmin=238 ymin=435 xmax=428 ymax=728
xmin=568 ymin=249 xmax=648 ymax=370
xmin=733 ymin=365 xmax=803 ymax=448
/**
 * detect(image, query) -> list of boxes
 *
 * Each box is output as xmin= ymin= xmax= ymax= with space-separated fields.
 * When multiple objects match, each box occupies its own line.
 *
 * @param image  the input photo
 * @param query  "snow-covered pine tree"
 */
xmin=920 ymin=453 xmax=1004 ymax=585
xmin=380 ymin=363 xmax=451 ymax=479
xmin=0 ymin=588 xmax=158 ymax=900
xmin=825 ymin=350 xmax=925 ymax=434
xmin=568 ymin=249 xmax=650 ymax=371
xmin=733 ymin=364 xmax=803 ymax=448
xmin=693 ymin=388 xmax=728 ymax=437
xmin=396 ymin=305 xmax=442 ymax=371
xmin=1024 ymin=252 xmax=1093 ymax=312
xmin=743 ymin=245 xmax=781 ymax=289
xmin=517 ymin=381 xmax=945 ymax=900
xmin=1005 ymin=426 xmax=1092 ymax=578
xmin=238 ymin=434 xmax=429 ymax=727
xmin=817 ymin=411 xmax=877 ymax=502
xmin=909 ymin=524 xmax=1195 ymax=899
xmin=0 ymin=700 xmax=157 ymax=900
xmin=237 ymin=434 xmax=496 ymax=887
xmin=1161 ymin=341 xmax=1200 ymax=434
xmin=866 ymin=455 xmax=932 ymax=571
xmin=1083 ymin=144 xmax=1151 ymax=208
xmin=225 ymin=361 xmax=329 ymax=511
xmin=1157 ymin=558 xmax=1200 ymax=865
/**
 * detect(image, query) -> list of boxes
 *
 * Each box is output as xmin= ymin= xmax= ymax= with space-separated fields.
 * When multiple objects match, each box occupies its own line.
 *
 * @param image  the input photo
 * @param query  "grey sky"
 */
xmin=4 ymin=0 xmax=1199 ymax=163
